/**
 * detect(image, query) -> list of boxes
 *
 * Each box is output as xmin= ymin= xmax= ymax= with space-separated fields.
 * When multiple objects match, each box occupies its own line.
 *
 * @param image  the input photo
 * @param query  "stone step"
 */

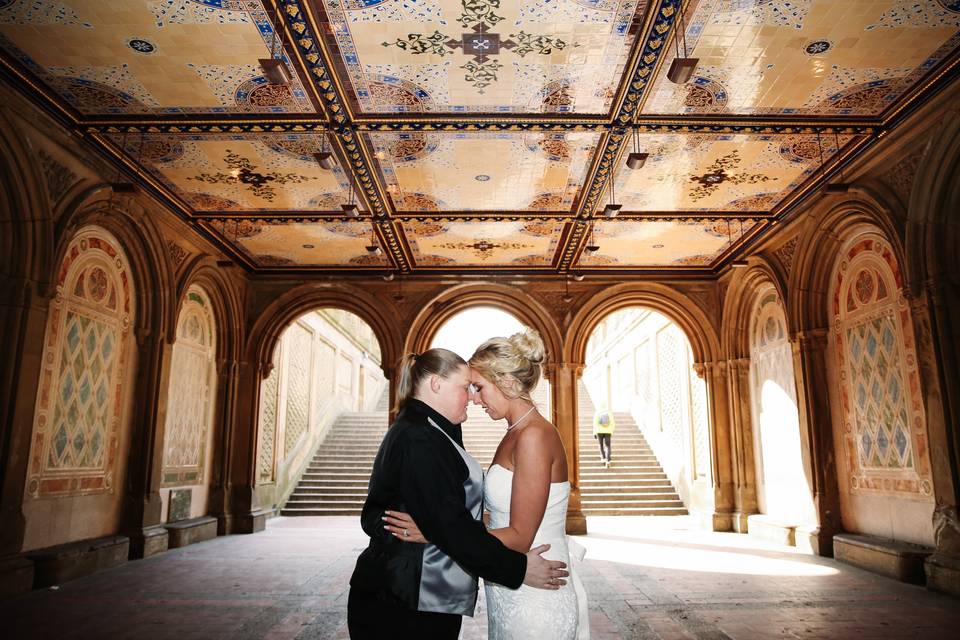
xmin=287 ymin=494 xmax=368 ymax=503
xmin=580 ymin=479 xmax=675 ymax=489
xmin=280 ymin=507 xmax=362 ymax=516
xmin=581 ymin=507 xmax=688 ymax=516
xmin=578 ymin=485 xmax=677 ymax=494
xmin=580 ymin=493 xmax=682 ymax=502
xmin=294 ymin=484 xmax=369 ymax=493
xmin=300 ymin=472 xmax=373 ymax=481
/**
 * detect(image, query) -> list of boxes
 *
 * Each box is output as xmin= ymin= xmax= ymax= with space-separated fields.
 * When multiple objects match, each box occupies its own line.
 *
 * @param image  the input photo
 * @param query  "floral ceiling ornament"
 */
xmin=438 ymin=238 xmax=530 ymax=259
xmin=688 ymin=150 xmax=771 ymax=201
xmin=187 ymin=150 xmax=311 ymax=202
xmin=382 ymin=0 xmax=572 ymax=93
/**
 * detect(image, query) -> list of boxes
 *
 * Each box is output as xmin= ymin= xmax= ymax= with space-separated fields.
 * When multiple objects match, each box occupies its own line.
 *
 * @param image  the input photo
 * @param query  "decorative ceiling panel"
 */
xmin=0 ymin=0 xmax=313 ymax=114
xmin=110 ymin=133 xmax=351 ymax=212
xmin=604 ymin=132 xmax=854 ymax=213
xmin=313 ymin=0 xmax=650 ymax=115
xmin=368 ymin=130 xmax=602 ymax=211
xmin=644 ymin=0 xmax=960 ymax=116
xmin=578 ymin=217 xmax=761 ymax=267
xmin=206 ymin=219 xmax=389 ymax=267
xmin=401 ymin=218 xmax=565 ymax=267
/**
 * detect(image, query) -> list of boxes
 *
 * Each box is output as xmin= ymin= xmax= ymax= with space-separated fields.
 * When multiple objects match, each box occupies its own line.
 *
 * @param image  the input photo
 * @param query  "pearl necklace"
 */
xmin=506 ymin=405 xmax=536 ymax=431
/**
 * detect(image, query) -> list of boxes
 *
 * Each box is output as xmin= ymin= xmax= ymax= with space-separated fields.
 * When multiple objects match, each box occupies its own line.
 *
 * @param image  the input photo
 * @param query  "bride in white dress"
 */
xmin=468 ymin=329 xmax=589 ymax=640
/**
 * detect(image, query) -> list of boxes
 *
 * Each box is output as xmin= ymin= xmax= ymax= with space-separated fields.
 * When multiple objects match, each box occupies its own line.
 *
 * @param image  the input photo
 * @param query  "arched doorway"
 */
xmin=582 ymin=307 xmax=709 ymax=516
xmin=429 ymin=306 xmax=552 ymax=467
xmin=748 ymin=288 xmax=816 ymax=528
xmin=255 ymin=308 xmax=387 ymax=515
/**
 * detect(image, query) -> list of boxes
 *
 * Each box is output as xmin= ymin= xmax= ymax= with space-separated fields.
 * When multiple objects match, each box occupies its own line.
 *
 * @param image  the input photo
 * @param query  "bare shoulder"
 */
xmin=515 ymin=415 xmax=561 ymax=449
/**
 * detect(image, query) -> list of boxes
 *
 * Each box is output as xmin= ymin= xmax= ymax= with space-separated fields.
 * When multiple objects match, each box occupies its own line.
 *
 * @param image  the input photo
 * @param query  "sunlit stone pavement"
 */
xmin=2 ymin=516 xmax=957 ymax=639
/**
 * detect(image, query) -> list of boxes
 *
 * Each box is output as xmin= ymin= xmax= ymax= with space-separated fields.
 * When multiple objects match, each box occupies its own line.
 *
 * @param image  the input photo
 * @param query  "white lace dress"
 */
xmin=483 ymin=464 xmax=589 ymax=639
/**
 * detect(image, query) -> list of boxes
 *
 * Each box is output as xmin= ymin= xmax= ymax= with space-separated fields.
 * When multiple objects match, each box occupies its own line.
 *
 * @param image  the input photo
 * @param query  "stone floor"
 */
xmin=2 ymin=516 xmax=958 ymax=639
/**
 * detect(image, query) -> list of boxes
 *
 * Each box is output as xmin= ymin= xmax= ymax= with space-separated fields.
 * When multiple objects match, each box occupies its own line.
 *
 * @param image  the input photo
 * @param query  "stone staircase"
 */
xmin=281 ymin=389 xmax=508 ymax=516
xmin=282 ymin=384 xmax=686 ymax=517
xmin=576 ymin=382 xmax=687 ymax=516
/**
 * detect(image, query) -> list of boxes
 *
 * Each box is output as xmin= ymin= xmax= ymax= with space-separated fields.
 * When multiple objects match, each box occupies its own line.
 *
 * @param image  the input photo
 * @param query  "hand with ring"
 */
xmin=382 ymin=510 xmax=428 ymax=544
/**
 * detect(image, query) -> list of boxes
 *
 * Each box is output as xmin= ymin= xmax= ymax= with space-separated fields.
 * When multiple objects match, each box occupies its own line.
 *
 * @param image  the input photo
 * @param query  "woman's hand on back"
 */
xmin=383 ymin=510 xmax=429 ymax=544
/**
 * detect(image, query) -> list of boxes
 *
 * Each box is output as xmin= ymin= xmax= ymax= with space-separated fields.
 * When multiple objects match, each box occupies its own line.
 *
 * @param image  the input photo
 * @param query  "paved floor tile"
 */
xmin=2 ymin=516 xmax=957 ymax=639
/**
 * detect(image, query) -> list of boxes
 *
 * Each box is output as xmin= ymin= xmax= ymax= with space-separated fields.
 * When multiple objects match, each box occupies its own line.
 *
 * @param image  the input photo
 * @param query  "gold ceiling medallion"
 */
xmin=187 ymin=151 xmax=310 ymax=202
xmin=381 ymin=0 xmax=571 ymax=93
xmin=438 ymin=239 xmax=530 ymax=259
xmin=688 ymin=150 xmax=770 ymax=201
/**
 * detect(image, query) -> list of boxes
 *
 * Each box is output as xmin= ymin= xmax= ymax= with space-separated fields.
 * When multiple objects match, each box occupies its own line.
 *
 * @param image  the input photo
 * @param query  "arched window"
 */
xmin=27 ymin=227 xmax=134 ymax=498
xmin=829 ymin=233 xmax=933 ymax=498
xmin=748 ymin=289 xmax=813 ymax=523
xmin=161 ymin=286 xmax=217 ymax=490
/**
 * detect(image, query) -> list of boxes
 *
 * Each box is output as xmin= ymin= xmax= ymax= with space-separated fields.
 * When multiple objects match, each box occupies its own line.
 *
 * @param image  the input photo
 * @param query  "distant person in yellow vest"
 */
xmin=592 ymin=404 xmax=615 ymax=468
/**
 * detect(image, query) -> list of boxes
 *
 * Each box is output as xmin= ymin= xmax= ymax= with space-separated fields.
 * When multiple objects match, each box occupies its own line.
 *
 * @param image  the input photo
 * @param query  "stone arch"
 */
xmin=54 ymin=192 xmax=173 ymax=339
xmin=903 ymin=107 xmax=960 ymax=575
xmin=159 ymin=283 xmax=219 ymax=519
xmin=0 ymin=111 xmax=51 ymax=283
xmin=176 ymin=259 xmax=243 ymax=362
xmin=721 ymin=258 xmax=789 ymax=360
xmin=789 ymin=193 xmax=907 ymax=336
xmin=22 ymin=225 xmax=137 ymax=548
xmin=405 ymin=283 xmax=562 ymax=372
xmin=906 ymin=110 xmax=960 ymax=291
xmin=247 ymin=284 xmax=399 ymax=380
xmin=564 ymin=283 xmax=731 ymax=527
xmin=566 ymin=283 xmax=719 ymax=367
xmin=826 ymin=226 xmax=935 ymax=543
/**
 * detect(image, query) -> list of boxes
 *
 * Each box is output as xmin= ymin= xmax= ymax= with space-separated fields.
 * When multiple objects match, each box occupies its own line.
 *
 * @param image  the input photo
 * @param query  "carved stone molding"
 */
xmin=37 ymin=149 xmax=77 ymax=204
xmin=167 ymin=240 xmax=189 ymax=269
xmin=882 ymin=150 xmax=924 ymax=205
xmin=774 ymin=236 xmax=799 ymax=276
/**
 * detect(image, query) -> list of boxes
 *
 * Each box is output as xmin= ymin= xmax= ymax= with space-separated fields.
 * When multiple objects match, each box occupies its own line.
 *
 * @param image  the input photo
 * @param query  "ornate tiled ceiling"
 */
xmin=2 ymin=0 xmax=958 ymax=274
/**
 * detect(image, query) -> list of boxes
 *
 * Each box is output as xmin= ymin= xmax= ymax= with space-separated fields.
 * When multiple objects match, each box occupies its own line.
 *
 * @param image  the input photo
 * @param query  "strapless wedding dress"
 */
xmin=483 ymin=464 xmax=589 ymax=639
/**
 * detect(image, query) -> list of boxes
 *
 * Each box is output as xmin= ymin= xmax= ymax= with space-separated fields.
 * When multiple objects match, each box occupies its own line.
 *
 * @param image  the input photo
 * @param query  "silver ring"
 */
xmin=404 ymin=529 xmax=409 ymax=537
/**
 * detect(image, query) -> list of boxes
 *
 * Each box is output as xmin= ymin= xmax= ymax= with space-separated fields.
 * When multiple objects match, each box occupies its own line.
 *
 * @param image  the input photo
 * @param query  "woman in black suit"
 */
xmin=348 ymin=348 xmax=567 ymax=638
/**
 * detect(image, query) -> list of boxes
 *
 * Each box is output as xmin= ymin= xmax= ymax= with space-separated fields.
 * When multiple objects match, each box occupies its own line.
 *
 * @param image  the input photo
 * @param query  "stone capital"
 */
xmin=696 ymin=360 xmax=727 ymax=379
xmin=793 ymin=327 xmax=829 ymax=352
xmin=552 ymin=362 xmax=585 ymax=378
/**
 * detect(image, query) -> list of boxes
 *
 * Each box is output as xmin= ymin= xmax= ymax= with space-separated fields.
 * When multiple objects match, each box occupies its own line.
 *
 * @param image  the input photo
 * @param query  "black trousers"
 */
xmin=347 ymin=586 xmax=462 ymax=639
xmin=597 ymin=433 xmax=612 ymax=461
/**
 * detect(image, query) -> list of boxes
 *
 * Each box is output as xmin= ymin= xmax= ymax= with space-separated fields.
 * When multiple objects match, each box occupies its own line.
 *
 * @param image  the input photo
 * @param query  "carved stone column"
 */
xmin=919 ymin=279 xmax=960 ymax=595
xmin=698 ymin=361 xmax=735 ymax=531
xmin=550 ymin=363 xmax=586 ymax=535
xmin=790 ymin=328 xmax=841 ymax=556
xmin=208 ymin=356 xmax=240 ymax=536
xmin=122 ymin=328 xmax=172 ymax=558
xmin=0 ymin=277 xmax=49 ymax=559
xmin=726 ymin=357 xmax=758 ymax=532
xmin=221 ymin=356 xmax=268 ymax=534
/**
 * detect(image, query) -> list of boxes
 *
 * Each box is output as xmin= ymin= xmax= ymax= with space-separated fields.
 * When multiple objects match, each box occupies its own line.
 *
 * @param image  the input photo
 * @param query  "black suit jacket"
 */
xmin=349 ymin=398 xmax=526 ymax=609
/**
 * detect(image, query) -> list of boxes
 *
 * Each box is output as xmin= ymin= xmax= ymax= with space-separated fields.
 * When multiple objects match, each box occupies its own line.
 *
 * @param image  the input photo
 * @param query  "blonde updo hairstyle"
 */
xmin=395 ymin=348 xmax=467 ymax=412
xmin=469 ymin=328 xmax=545 ymax=404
